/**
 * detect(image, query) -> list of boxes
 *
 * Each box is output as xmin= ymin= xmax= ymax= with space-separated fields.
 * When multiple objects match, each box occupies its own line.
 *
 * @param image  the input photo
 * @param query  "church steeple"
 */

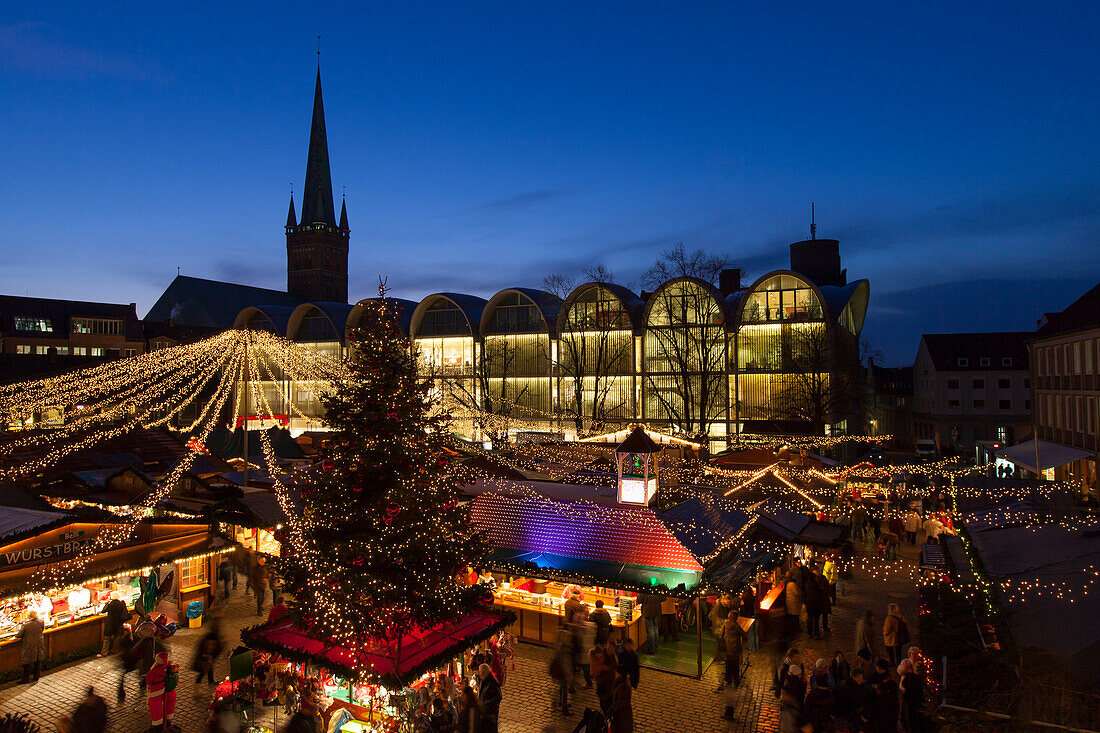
xmin=286 ymin=64 xmax=349 ymax=304
xmin=285 ymin=194 xmax=297 ymax=230
xmin=299 ymin=66 xmax=337 ymax=228
xmin=339 ymin=195 xmax=349 ymax=231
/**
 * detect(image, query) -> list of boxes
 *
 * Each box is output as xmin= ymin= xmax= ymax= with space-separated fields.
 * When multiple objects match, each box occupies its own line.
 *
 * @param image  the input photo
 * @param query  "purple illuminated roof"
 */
xmin=469 ymin=493 xmax=704 ymax=572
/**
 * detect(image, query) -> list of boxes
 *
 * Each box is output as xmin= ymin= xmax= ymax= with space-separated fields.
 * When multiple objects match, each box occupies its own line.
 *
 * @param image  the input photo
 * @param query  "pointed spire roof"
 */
xmin=299 ymin=66 xmax=337 ymax=228
xmin=286 ymin=195 xmax=297 ymax=228
xmin=339 ymin=196 xmax=349 ymax=231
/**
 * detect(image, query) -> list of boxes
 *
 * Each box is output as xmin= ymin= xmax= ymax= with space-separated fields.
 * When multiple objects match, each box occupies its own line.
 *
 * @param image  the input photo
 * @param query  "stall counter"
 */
xmin=0 ymin=613 xmax=106 ymax=674
xmin=493 ymin=596 xmax=645 ymax=648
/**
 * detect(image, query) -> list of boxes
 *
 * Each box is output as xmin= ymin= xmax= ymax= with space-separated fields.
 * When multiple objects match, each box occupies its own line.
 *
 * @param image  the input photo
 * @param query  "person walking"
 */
xmin=16 ymin=609 xmax=45 ymax=683
xmin=477 ymin=663 xmax=502 ymax=733
xmin=822 ymin=555 xmax=838 ymax=606
xmin=783 ymin=573 xmax=803 ymax=637
xmin=813 ymin=567 xmax=832 ymax=635
xmin=640 ymin=593 xmax=662 ymax=654
xmin=904 ymin=509 xmax=921 ymax=545
xmin=249 ymin=555 xmax=269 ymax=616
xmin=608 ymin=665 xmax=634 ymax=733
xmin=589 ymin=640 xmax=617 ymax=716
xmin=899 ymin=658 xmax=925 ymax=732
xmin=217 ymin=557 xmax=234 ymax=600
xmin=719 ymin=617 xmax=748 ymax=720
xmin=550 ymin=627 xmax=573 ymax=716
xmin=71 ymin=686 xmax=107 ymax=733
xmin=854 ymin=610 xmax=878 ymax=665
xmin=191 ymin=621 xmax=225 ymax=691
xmin=883 ymin=603 xmax=909 ymax=667
xmin=618 ymin=638 xmax=640 ymax=689
xmin=803 ymin=568 xmax=824 ymax=639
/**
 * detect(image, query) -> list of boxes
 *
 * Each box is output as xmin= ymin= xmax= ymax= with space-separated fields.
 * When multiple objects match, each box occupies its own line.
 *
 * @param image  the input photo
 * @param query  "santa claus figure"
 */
xmin=145 ymin=650 xmax=180 ymax=732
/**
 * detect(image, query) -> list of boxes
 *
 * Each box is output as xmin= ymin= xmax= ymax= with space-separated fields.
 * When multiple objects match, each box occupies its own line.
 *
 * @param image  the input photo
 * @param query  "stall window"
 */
xmin=180 ymin=557 xmax=208 ymax=589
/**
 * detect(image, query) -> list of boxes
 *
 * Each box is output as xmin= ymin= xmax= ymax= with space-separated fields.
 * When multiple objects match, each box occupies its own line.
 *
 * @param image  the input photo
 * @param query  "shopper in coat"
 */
xmin=98 ymin=592 xmax=129 ymax=656
xmin=249 ymin=555 xmax=268 ymax=616
xmin=455 ymin=684 xmax=482 ymax=733
xmin=608 ymin=665 xmax=634 ymax=733
xmin=812 ymin=567 xmax=832 ymax=635
xmin=617 ymin=638 xmax=640 ymax=689
xmin=191 ymin=621 xmax=225 ymax=687
xmin=71 ymin=686 xmax=107 ymax=733
xmin=17 ymin=610 xmax=45 ymax=683
xmin=639 ymin=593 xmax=663 ymax=653
xmin=476 ymin=663 xmax=502 ymax=733
xmin=783 ymin=575 xmax=803 ymax=637
xmin=802 ymin=569 xmax=824 ymax=639
xmin=589 ymin=600 xmax=612 ymax=645
xmin=883 ymin=602 xmax=908 ymax=667
xmin=589 ymin=640 xmax=618 ymax=715
xmin=899 ymin=658 xmax=925 ymax=732
xmin=854 ymin=609 xmax=877 ymax=663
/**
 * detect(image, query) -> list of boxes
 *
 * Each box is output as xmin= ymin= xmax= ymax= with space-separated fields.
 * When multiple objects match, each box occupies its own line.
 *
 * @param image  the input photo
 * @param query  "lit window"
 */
xmin=35 ymin=345 xmax=49 ymax=355
xmin=996 ymin=426 xmax=1007 ymax=442
xmin=179 ymin=557 xmax=208 ymax=589
xmin=15 ymin=345 xmax=31 ymax=354
xmin=89 ymin=347 xmax=104 ymax=356
xmin=14 ymin=317 xmax=53 ymax=332
xmin=71 ymin=317 xmax=122 ymax=335
xmin=72 ymin=347 xmax=87 ymax=356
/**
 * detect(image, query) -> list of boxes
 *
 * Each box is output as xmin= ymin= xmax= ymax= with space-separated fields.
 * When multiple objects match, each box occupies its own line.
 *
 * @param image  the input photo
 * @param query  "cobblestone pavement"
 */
xmin=0 ymin=541 xmax=922 ymax=732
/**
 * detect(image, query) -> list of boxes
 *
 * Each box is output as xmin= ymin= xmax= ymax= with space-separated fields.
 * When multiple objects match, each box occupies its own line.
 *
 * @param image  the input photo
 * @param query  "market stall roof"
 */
xmin=578 ymin=425 xmax=704 ymax=449
xmin=0 ymin=506 xmax=71 ymax=544
xmin=995 ymin=438 xmax=1092 ymax=474
xmin=241 ymin=607 xmax=514 ymax=687
xmin=658 ymin=496 xmax=752 ymax=561
xmin=614 ymin=426 xmax=661 ymax=454
xmin=753 ymin=506 xmax=843 ymax=547
xmin=211 ymin=490 xmax=297 ymax=528
xmin=469 ymin=492 xmax=703 ymax=573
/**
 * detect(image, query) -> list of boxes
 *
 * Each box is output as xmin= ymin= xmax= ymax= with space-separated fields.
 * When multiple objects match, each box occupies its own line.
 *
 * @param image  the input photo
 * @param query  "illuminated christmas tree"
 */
xmin=273 ymin=291 xmax=490 ymax=643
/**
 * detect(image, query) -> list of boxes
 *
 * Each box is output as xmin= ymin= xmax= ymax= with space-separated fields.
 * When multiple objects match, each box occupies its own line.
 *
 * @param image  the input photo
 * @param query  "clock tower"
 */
xmin=286 ymin=66 xmax=349 ymax=303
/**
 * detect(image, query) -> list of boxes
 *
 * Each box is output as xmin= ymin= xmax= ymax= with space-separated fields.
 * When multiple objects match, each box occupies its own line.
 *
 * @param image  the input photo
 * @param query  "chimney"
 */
xmin=719 ymin=268 xmax=742 ymax=297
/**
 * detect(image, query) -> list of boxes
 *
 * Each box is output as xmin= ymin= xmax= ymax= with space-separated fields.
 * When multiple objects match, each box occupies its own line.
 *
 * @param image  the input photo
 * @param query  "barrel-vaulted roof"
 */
xmin=232 ymin=305 xmax=297 ymax=335
xmin=347 ymin=297 xmax=418 ymax=336
xmin=480 ymin=288 xmax=563 ymax=338
xmin=557 ymin=282 xmax=645 ymax=336
xmin=410 ymin=293 xmax=488 ymax=339
xmin=641 ymin=276 xmax=727 ymax=330
xmin=287 ymin=302 xmax=355 ymax=344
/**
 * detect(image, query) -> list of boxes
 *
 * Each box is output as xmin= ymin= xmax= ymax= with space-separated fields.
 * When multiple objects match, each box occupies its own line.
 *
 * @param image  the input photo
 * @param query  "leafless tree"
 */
xmin=544 ymin=268 xmax=633 ymax=435
xmin=771 ymin=323 xmax=863 ymax=432
xmin=640 ymin=245 xmax=733 ymax=436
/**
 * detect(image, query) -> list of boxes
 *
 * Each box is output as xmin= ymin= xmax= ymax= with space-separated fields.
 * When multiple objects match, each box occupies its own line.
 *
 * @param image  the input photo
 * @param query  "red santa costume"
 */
xmin=146 ymin=650 xmax=178 ymax=730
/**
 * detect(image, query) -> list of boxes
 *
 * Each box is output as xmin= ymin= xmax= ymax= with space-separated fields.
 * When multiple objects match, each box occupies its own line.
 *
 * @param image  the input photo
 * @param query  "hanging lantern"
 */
xmin=614 ymin=426 xmax=660 ymax=506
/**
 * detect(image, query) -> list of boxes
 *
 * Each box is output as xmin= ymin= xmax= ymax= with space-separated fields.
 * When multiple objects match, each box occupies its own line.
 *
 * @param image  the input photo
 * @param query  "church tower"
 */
xmin=286 ymin=66 xmax=349 ymax=303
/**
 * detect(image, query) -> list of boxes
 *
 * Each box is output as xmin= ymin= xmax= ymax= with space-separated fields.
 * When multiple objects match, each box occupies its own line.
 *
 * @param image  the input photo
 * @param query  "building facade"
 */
xmin=235 ymin=241 xmax=869 ymax=446
xmin=911 ymin=332 xmax=1032 ymax=455
xmin=1029 ymin=284 xmax=1100 ymax=488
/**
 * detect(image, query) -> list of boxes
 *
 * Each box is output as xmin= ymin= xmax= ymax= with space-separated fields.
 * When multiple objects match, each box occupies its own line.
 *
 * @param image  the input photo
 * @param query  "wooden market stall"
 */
xmin=0 ymin=506 xmax=236 ymax=675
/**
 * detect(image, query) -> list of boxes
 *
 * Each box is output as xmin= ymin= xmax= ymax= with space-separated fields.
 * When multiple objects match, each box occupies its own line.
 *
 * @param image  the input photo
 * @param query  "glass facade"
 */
xmin=235 ymin=271 xmax=866 ymax=440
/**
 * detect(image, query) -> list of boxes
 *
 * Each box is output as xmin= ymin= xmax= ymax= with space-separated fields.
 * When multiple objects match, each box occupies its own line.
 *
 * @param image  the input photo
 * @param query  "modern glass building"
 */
xmin=234 ymin=239 xmax=868 ymax=444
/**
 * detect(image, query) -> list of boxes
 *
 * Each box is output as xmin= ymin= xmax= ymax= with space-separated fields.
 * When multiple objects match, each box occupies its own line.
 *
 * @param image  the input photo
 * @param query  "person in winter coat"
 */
xmin=903 ymin=510 xmax=922 ymax=545
xmin=720 ymin=617 xmax=748 ymax=720
xmin=191 ymin=622 xmax=225 ymax=687
xmin=249 ymin=555 xmax=268 ymax=616
xmin=899 ymin=658 xmax=925 ymax=732
xmin=455 ymin=684 xmax=482 ymax=733
xmin=802 ymin=569 xmax=824 ymax=639
xmin=822 ymin=556 xmax=838 ymax=605
xmin=783 ymin=575 xmax=803 ymax=636
xmin=659 ymin=595 xmax=680 ymax=642
xmin=550 ymin=627 xmax=573 ymax=715
xmin=608 ymin=665 xmax=634 ymax=733
xmin=813 ymin=567 xmax=832 ymax=634
xmin=589 ymin=600 xmax=612 ymax=645
xmin=71 ymin=686 xmax=107 ymax=733
xmin=99 ymin=592 xmax=130 ymax=656
xmin=639 ymin=593 xmax=663 ymax=653
xmin=17 ymin=610 xmax=45 ymax=683
xmin=617 ymin=638 xmax=640 ymax=689
xmin=883 ymin=603 xmax=908 ymax=666
xmin=589 ymin=640 xmax=617 ymax=715
xmin=854 ymin=609 xmax=877 ymax=662
xmin=476 ymin=664 xmax=502 ymax=733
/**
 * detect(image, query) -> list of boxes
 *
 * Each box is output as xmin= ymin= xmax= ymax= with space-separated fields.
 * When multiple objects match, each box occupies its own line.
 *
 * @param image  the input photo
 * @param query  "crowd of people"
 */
xmin=774 ymin=642 xmax=926 ymax=733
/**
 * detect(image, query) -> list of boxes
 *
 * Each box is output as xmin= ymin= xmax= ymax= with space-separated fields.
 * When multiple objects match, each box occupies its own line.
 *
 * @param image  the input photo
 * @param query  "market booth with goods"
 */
xmin=0 ymin=506 xmax=234 ymax=676
xmin=235 ymin=606 xmax=514 ymax=731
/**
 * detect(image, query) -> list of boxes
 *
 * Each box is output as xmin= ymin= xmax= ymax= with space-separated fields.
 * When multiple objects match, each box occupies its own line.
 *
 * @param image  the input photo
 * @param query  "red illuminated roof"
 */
xmin=469 ymin=493 xmax=703 ymax=573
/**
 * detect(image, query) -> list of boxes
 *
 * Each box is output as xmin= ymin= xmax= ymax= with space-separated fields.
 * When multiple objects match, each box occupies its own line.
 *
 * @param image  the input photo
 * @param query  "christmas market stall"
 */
xmin=0 ymin=506 xmax=235 ymax=676
xmin=238 ymin=607 xmax=514 ymax=730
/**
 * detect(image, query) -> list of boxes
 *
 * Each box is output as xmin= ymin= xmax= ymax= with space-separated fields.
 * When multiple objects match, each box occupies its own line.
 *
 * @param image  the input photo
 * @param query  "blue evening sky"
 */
xmin=1 ymin=2 xmax=1097 ymax=364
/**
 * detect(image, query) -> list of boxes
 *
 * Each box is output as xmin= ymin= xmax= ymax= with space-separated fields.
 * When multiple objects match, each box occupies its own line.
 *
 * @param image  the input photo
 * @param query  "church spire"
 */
xmin=286 ymin=194 xmax=297 ymax=229
xmin=339 ymin=194 xmax=349 ymax=231
xmin=299 ymin=65 xmax=337 ymax=228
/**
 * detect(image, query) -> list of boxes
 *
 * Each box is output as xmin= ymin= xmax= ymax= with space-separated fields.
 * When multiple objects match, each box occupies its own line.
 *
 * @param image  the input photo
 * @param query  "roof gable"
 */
xmin=145 ymin=276 xmax=305 ymax=329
